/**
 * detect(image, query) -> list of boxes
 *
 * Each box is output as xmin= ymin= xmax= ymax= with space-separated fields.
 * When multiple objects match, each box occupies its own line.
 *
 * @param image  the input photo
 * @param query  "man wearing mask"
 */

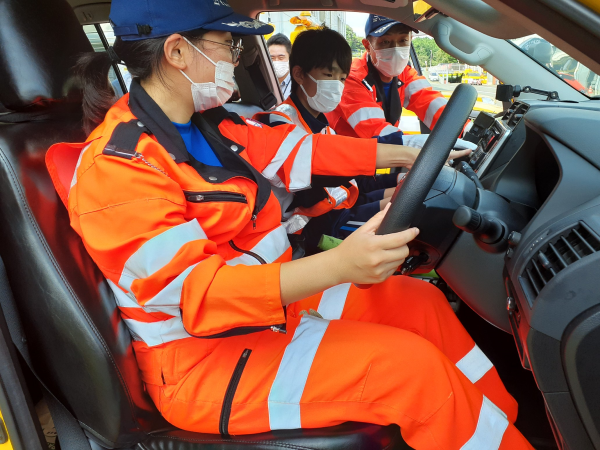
xmin=268 ymin=33 xmax=293 ymax=100
xmin=327 ymin=14 xmax=475 ymax=151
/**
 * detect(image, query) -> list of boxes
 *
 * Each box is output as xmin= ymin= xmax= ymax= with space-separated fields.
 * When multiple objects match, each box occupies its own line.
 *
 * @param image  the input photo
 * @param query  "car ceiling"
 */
xmin=68 ymin=0 xmax=600 ymax=76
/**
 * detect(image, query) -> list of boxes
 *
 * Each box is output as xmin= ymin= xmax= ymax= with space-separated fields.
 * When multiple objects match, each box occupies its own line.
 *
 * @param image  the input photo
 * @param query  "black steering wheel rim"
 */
xmin=377 ymin=83 xmax=478 ymax=235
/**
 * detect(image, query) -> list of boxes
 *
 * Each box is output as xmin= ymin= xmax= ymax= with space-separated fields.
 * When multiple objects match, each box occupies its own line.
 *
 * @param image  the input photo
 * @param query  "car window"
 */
xmin=83 ymin=23 xmax=131 ymax=97
xmin=412 ymin=35 xmax=502 ymax=111
xmin=509 ymin=35 xmax=599 ymax=99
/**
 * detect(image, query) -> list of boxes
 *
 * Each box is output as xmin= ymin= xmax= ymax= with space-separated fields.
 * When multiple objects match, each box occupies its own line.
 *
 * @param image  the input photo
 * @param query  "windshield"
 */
xmin=509 ymin=35 xmax=599 ymax=99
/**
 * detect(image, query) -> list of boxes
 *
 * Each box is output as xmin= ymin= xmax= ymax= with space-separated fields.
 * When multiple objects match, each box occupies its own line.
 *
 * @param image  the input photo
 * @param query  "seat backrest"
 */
xmin=0 ymin=0 xmax=167 ymax=446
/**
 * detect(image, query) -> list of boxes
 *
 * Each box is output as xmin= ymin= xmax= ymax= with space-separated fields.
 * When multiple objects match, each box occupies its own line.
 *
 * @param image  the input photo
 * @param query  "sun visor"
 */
xmin=416 ymin=0 xmax=530 ymax=39
xmin=0 ymin=0 xmax=93 ymax=112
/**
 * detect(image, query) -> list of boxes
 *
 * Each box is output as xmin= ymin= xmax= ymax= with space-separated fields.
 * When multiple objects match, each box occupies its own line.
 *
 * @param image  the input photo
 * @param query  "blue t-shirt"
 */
xmin=172 ymin=120 xmax=222 ymax=167
xmin=382 ymin=80 xmax=393 ymax=103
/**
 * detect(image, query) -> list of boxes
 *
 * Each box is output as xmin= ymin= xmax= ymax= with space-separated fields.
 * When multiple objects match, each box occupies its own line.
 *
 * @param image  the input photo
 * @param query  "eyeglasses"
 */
xmin=198 ymin=38 xmax=244 ymax=63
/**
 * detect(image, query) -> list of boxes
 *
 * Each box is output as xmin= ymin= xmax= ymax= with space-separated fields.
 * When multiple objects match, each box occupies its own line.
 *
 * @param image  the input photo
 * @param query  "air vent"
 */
xmin=502 ymin=102 xmax=520 ymax=121
xmin=507 ymin=103 xmax=529 ymax=128
xmin=502 ymin=101 xmax=529 ymax=127
xmin=520 ymin=222 xmax=600 ymax=304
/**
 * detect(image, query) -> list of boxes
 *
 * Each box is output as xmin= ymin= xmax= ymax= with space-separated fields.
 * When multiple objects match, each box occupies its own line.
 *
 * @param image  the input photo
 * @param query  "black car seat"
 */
xmin=0 ymin=0 xmax=409 ymax=448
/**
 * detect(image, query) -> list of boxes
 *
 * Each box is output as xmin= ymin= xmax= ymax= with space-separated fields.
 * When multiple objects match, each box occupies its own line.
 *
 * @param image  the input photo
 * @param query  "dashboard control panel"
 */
xmin=463 ymin=102 xmax=530 ymax=176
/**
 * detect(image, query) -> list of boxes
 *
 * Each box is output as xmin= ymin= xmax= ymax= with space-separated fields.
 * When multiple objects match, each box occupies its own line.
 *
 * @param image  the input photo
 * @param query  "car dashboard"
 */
xmin=448 ymin=97 xmax=600 ymax=450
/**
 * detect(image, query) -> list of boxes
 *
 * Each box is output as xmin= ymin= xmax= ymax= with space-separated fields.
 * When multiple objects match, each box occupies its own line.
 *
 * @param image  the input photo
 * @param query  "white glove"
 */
xmin=402 ymin=134 xmax=477 ymax=151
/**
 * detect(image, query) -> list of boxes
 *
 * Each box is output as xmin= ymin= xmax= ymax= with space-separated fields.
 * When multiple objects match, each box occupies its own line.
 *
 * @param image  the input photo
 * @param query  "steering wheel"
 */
xmin=377 ymin=83 xmax=478 ymax=235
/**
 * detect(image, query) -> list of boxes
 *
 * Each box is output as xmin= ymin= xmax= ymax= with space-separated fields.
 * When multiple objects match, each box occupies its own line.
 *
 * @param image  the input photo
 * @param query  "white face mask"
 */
xmin=373 ymin=46 xmax=410 ymax=78
xmin=180 ymin=37 xmax=236 ymax=112
xmin=300 ymin=74 xmax=344 ymax=113
xmin=273 ymin=60 xmax=290 ymax=79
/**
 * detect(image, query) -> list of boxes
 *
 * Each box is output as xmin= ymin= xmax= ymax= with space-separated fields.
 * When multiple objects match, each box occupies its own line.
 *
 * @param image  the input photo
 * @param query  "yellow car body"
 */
xmin=0 ymin=410 xmax=13 ymax=450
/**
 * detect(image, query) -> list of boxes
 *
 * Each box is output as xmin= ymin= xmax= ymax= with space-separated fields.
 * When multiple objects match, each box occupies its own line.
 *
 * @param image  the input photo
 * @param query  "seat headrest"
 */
xmin=0 ymin=0 xmax=93 ymax=112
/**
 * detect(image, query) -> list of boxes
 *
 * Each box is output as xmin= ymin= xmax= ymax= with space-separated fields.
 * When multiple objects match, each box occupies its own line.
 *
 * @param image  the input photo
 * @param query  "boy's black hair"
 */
xmin=267 ymin=33 xmax=292 ymax=56
xmin=289 ymin=28 xmax=352 ymax=93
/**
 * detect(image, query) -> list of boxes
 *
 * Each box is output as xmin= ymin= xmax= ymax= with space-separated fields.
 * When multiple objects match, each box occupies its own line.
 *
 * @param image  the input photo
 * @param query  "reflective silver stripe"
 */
xmin=403 ymin=78 xmax=432 ymax=108
xmin=262 ymin=127 xmax=308 ymax=181
xmin=270 ymin=174 xmax=287 ymax=189
xmin=119 ymin=219 xmax=206 ymax=292
xmin=324 ymin=187 xmax=348 ymax=207
xmin=268 ymin=112 xmax=294 ymax=125
xmin=268 ymin=316 xmax=330 ymax=429
xmin=378 ymin=125 xmax=401 ymax=137
xmin=69 ymin=143 xmax=91 ymax=191
xmin=283 ymin=214 xmax=310 ymax=234
xmin=143 ymin=263 xmax=199 ymax=308
xmin=109 ymin=263 xmax=199 ymax=346
xmin=226 ymin=226 xmax=290 ymax=266
xmin=107 ymin=279 xmax=142 ymax=309
xmin=347 ymin=107 xmax=385 ymax=129
xmin=317 ymin=283 xmax=351 ymax=320
xmin=123 ymin=316 xmax=192 ymax=347
xmin=275 ymin=104 xmax=302 ymax=127
xmin=288 ymin=135 xmax=313 ymax=192
xmin=461 ymin=396 xmax=508 ymax=450
xmin=423 ymin=97 xmax=447 ymax=129
xmin=456 ymin=344 xmax=494 ymax=384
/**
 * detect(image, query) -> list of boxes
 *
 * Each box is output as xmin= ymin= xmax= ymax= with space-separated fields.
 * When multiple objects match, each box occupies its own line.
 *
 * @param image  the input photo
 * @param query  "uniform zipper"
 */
xmin=229 ymin=240 xmax=266 ymax=264
xmin=220 ymin=348 xmax=252 ymax=436
xmin=185 ymin=191 xmax=257 ymax=227
xmin=191 ymin=324 xmax=287 ymax=339
xmin=185 ymin=191 xmax=247 ymax=204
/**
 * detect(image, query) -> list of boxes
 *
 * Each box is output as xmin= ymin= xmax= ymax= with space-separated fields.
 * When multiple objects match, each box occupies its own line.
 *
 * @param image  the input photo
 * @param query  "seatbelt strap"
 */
xmin=0 ymin=258 xmax=92 ymax=450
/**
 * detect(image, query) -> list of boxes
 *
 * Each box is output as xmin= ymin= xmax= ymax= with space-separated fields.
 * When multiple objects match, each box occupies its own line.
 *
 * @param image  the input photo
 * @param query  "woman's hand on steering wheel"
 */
xmin=331 ymin=204 xmax=420 ymax=285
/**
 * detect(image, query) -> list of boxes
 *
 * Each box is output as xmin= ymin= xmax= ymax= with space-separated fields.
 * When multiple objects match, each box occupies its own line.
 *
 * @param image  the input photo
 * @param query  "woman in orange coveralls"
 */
xmin=46 ymin=0 xmax=533 ymax=448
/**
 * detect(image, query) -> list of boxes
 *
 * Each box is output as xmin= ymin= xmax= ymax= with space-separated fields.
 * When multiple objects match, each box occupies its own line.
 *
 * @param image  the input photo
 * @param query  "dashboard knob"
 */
xmin=453 ymin=206 xmax=482 ymax=233
xmin=453 ymin=206 xmax=506 ymax=244
xmin=508 ymin=231 xmax=522 ymax=247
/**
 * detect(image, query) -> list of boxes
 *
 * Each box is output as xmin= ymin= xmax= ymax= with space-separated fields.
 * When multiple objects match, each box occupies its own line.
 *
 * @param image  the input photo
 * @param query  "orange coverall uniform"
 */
xmin=326 ymin=53 xmax=448 ymax=140
xmin=46 ymin=80 xmax=532 ymax=450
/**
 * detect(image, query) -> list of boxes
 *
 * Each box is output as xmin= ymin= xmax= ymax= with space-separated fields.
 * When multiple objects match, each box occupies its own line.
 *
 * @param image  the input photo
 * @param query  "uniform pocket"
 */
xmin=183 ymin=190 xmax=252 ymax=237
xmin=219 ymin=348 xmax=252 ymax=436
xmin=184 ymin=191 xmax=247 ymax=204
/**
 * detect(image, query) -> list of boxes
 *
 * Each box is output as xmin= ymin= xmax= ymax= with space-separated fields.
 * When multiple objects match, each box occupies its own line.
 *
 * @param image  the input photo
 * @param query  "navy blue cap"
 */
xmin=365 ymin=14 xmax=417 ymax=37
xmin=110 ymin=0 xmax=274 ymax=41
